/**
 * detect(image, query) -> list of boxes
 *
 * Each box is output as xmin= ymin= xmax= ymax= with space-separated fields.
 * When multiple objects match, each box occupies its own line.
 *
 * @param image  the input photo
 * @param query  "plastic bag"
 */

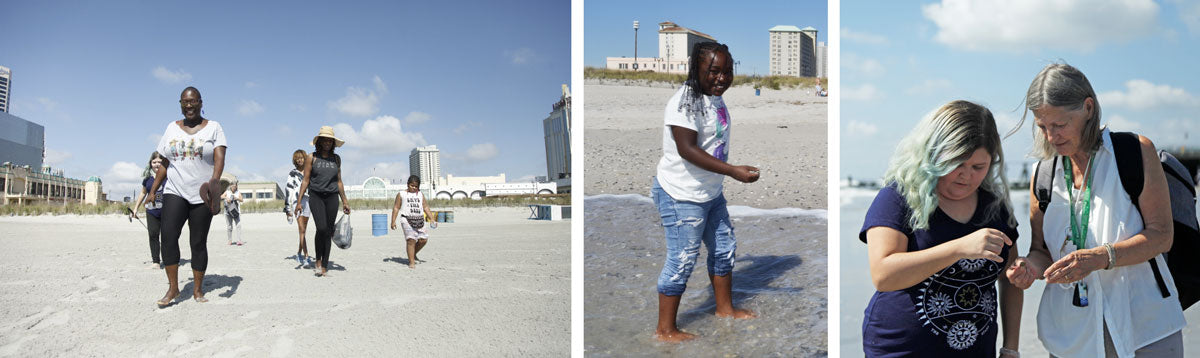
xmin=333 ymin=214 xmax=352 ymax=249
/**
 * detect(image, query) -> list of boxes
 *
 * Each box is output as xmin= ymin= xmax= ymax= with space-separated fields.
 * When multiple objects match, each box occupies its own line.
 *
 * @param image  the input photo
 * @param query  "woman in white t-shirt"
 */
xmin=221 ymin=181 xmax=244 ymax=246
xmin=146 ymin=86 xmax=227 ymax=307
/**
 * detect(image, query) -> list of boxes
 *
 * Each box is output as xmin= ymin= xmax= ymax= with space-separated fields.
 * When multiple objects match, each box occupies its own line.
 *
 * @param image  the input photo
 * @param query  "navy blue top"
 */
xmin=859 ymin=184 xmax=1018 ymax=357
xmin=141 ymin=177 xmax=164 ymax=218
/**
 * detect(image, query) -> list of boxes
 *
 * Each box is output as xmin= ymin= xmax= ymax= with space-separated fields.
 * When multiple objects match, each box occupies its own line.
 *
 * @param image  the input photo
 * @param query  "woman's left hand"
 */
xmin=1043 ymin=247 xmax=1107 ymax=284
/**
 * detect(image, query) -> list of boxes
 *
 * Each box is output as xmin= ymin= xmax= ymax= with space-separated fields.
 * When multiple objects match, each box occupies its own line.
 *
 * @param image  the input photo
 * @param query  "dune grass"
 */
xmin=584 ymin=67 xmax=821 ymax=90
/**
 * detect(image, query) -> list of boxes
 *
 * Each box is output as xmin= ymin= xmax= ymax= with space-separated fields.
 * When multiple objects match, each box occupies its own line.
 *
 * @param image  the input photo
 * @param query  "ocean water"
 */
xmin=840 ymin=186 xmax=1200 ymax=357
xmin=585 ymin=194 xmax=828 ymax=357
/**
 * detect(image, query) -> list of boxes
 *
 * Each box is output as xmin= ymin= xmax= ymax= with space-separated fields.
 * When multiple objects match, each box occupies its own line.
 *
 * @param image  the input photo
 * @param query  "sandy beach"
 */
xmin=584 ymin=80 xmax=827 ymax=210
xmin=0 ymin=208 xmax=569 ymax=356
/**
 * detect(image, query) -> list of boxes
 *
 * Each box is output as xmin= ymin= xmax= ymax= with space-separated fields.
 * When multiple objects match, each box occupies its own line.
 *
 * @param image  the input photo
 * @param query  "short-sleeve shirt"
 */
xmin=141 ymin=177 xmax=164 ymax=218
xmin=859 ymin=184 xmax=1018 ymax=357
xmin=223 ymin=189 xmax=241 ymax=215
xmin=156 ymin=120 xmax=227 ymax=204
xmin=655 ymin=85 xmax=730 ymax=203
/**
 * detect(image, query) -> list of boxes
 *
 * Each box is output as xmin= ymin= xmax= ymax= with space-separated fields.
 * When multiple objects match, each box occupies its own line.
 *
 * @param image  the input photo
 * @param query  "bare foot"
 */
xmin=408 ymin=262 xmax=416 ymax=269
xmin=654 ymin=329 xmax=698 ymax=343
xmin=715 ymin=307 xmax=756 ymax=319
xmin=157 ymin=288 xmax=180 ymax=308
xmin=193 ymin=292 xmax=209 ymax=303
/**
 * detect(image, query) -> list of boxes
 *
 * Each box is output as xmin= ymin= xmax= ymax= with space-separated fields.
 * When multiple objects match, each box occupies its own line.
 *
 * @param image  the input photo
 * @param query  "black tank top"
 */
xmin=309 ymin=154 xmax=340 ymax=194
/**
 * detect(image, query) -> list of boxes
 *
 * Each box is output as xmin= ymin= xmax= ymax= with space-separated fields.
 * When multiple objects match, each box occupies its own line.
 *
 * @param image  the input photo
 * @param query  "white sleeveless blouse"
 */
xmin=1036 ymin=128 xmax=1186 ymax=357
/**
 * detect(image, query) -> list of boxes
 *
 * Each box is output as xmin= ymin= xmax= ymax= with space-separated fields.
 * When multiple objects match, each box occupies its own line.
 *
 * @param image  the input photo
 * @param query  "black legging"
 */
xmin=308 ymin=190 xmax=339 ymax=268
xmin=161 ymin=194 xmax=213 ymax=271
xmin=147 ymin=214 xmax=162 ymax=264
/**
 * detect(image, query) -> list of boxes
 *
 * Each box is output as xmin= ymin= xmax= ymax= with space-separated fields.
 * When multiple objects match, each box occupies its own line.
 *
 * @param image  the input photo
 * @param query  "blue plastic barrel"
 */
xmin=446 ymin=211 xmax=454 ymax=223
xmin=435 ymin=211 xmax=446 ymax=222
xmin=371 ymin=214 xmax=387 ymax=236
xmin=755 ymin=88 xmax=761 ymax=96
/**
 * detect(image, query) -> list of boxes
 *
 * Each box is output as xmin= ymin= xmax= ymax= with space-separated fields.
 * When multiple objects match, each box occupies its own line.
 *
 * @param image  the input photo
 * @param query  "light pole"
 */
xmin=633 ymin=21 xmax=639 ymax=71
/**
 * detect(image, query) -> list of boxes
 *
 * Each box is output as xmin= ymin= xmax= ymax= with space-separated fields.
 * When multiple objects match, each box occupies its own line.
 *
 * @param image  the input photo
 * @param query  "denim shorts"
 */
xmin=652 ymin=178 xmax=736 ymax=296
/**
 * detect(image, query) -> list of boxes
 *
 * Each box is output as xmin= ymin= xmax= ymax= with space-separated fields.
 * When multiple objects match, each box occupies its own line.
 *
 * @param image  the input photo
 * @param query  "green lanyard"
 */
xmin=1062 ymin=154 xmax=1095 ymax=250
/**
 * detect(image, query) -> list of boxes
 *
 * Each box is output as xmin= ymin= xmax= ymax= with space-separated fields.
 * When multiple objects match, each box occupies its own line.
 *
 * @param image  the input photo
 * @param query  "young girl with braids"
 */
xmin=651 ymin=41 xmax=760 ymax=342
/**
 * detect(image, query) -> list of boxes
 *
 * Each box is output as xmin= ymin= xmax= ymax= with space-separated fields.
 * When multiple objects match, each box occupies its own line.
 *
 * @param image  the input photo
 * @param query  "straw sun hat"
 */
xmin=311 ymin=126 xmax=345 ymax=147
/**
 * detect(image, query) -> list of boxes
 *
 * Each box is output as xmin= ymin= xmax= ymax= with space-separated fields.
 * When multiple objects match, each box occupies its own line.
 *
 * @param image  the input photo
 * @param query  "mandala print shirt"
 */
xmin=858 ymin=184 xmax=1018 ymax=357
xmin=655 ymin=85 xmax=730 ymax=203
xmin=156 ymin=121 xmax=227 ymax=205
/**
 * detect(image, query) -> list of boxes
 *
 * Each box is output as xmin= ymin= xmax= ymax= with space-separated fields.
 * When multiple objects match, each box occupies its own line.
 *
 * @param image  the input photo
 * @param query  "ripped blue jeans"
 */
xmin=652 ymin=178 xmax=736 ymax=296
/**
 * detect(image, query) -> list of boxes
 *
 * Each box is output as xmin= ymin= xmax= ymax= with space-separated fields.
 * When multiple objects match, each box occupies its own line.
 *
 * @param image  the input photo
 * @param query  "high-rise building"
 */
xmin=543 ymin=84 xmax=571 ymax=192
xmin=409 ymin=145 xmax=441 ymax=194
xmin=817 ymin=41 xmax=828 ymax=79
xmin=768 ymin=25 xmax=817 ymax=77
xmin=0 ymin=111 xmax=44 ymax=169
xmin=0 ymin=66 xmax=11 ymax=113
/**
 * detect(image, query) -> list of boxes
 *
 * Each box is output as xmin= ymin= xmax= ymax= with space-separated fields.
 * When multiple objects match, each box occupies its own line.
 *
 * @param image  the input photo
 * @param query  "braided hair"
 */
xmin=678 ymin=41 xmax=733 ymax=119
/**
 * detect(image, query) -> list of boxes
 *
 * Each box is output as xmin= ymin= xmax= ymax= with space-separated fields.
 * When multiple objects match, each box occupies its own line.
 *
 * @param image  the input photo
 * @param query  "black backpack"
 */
xmin=1034 ymin=131 xmax=1200 ymax=310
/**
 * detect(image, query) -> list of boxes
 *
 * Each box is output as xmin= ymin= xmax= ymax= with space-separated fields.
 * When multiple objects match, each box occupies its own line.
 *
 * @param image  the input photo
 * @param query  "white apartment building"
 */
xmin=817 ymin=41 xmax=828 ymax=79
xmin=0 ymin=66 xmax=10 ymax=113
xmin=769 ymin=25 xmax=818 ymax=77
xmin=606 ymin=21 xmax=716 ymax=74
xmin=409 ymin=145 xmax=441 ymax=195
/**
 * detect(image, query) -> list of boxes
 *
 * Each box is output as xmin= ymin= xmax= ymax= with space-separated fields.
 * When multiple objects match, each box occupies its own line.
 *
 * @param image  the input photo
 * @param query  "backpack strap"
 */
xmin=1110 ymin=131 xmax=1171 ymax=298
xmin=1033 ymin=156 xmax=1057 ymax=212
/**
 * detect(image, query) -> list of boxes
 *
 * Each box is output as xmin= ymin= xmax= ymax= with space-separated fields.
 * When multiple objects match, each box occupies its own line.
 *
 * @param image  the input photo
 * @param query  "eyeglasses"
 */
xmin=179 ymin=99 xmax=202 ymax=106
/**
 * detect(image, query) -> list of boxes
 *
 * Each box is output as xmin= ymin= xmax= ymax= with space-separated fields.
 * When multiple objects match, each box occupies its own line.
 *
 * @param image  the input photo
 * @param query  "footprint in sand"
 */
xmin=241 ymin=311 xmax=261 ymax=319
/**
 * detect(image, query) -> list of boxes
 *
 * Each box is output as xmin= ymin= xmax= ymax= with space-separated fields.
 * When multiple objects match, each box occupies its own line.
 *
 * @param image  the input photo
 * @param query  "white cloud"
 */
xmin=404 ymin=111 xmax=432 ymax=124
xmin=152 ymin=66 xmax=193 ymax=84
xmin=505 ymin=48 xmax=536 ymax=64
xmin=465 ymin=142 xmax=499 ymax=161
xmin=922 ymin=0 xmax=1159 ymax=53
xmin=102 ymin=161 xmax=146 ymax=198
xmin=237 ymin=100 xmax=264 ymax=117
xmin=904 ymin=78 xmax=952 ymax=95
xmin=846 ymin=120 xmax=879 ymax=136
xmin=244 ymin=81 xmax=259 ymax=89
xmin=373 ymin=75 xmax=388 ymax=93
xmin=333 ymin=115 xmax=428 ymax=156
xmin=328 ymin=86 xmax=380 ymax=117
xmin=276 ymin=125 xmax=292 ymax=136
xmin=842 ymin=84 xmax=883 ymax=101
xmin=453 ymin=121 xmax=483 ymax=134
xmin=36 ymin=97 xmax=59 ymax=111
xmin=842 ymin=28 xmax=888 ymax=45
xmin=1098 ymin=79 xmax=1200 ymax=110
xmin=225 ymin=166 xmax=269 ymax=183
xmin=1103 ymin=114 xmax=1142 ymax=131
xmin=147 ymin=133 xmax=162 ymax=145
xmin=842 ymin=53 xmax=885 ymax=77
xmin=1172 ymin=0 xmax=1200 ymax=35
xmin=349 ymin=161 xmax=412 ymax=183
xmin=43 ymin=148 xmax=72 ymax=165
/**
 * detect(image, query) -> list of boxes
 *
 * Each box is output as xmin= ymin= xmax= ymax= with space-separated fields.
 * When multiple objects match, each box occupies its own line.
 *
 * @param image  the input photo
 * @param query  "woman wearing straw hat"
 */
xmin=295 ymin=126 xmax=351 ymax=277
xmin=146 ymin=86 xmax=227 ymax=307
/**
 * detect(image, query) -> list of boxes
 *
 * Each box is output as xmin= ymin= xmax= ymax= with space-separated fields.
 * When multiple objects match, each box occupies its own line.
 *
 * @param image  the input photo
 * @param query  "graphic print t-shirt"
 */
xmin=141 ymin=177 xmax=164 ymax=218
xmin=656 ymin=85 xmax=730 ymax=203
xmin=156 ymin=121 xmax=227 ymax=204
xmin=399 ymin=191 xmax=425 ymax=220
xmin=858 ymin=184 xmax=1018 ymax=357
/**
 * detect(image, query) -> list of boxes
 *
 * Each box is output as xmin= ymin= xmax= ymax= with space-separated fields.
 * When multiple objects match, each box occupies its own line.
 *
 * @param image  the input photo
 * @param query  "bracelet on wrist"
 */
xmin=999 ymin=347 xmax=1020 ymax=357
xmin=1103 ymin=243 xmax=1116 ymax=270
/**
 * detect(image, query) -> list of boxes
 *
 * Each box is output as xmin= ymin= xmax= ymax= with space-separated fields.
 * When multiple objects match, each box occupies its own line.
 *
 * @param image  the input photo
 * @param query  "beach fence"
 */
xmin=528 ymin=204 xmax=570 ymax=220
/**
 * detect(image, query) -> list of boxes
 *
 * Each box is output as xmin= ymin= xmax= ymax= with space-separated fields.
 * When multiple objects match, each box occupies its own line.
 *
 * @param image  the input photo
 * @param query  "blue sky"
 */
xmin=585 ymin=0 xmax=827 ymax=76
xmin=1 ymin=1 xmax=569 ymax=199
xmin=841 ymin=0 xmax=1200 ymax=181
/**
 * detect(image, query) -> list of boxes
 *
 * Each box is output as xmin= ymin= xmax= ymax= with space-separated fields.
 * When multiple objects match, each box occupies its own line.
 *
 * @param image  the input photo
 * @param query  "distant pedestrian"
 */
xmin=131 ymin=151 xmax=167 ymax=269
xmin=392 ymin=175 xmax=435 ymax=269
xmin=284 ymin=149 xmax=313 ymax=266
xmin=221 ymin=181 xmax=244 ymax=245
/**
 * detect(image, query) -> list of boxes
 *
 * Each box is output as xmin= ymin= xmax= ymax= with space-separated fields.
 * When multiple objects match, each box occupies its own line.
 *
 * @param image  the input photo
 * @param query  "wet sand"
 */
xmin=584 ymin=194 xmax=828 ymax=357
xmin=584 ymin=81 xmax=827 ymax=210
xmin=0 ymin=208 xmax=569 ymax=356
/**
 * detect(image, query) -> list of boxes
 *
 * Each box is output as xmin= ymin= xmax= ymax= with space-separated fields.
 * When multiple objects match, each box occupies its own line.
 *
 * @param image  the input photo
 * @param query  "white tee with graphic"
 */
xmin=399 ymin=190 xmax=425 ymax=219
xmin=656 ymin=85 xmax=731 ymax=203
xmin=156 ymin=121 xmax=227 ymax=204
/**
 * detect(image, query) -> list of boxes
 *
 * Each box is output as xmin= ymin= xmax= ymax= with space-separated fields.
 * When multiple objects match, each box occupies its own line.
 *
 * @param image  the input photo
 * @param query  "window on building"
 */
xmin=242 ymin=193 xmax=253 ymax=199
xmin=257 ymin=192 xmax=272 ymax=199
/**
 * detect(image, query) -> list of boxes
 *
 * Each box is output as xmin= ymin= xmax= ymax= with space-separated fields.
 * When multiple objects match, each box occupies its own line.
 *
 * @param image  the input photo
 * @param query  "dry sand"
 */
xmin=0 ymin=208 xmax=568 ymax=356
xmin=584 ymin=80 xmax=827 ymax=209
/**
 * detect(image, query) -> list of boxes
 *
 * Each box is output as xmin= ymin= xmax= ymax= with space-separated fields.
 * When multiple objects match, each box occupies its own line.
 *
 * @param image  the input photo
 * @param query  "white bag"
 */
xmin=332 ymin=214 xmax=352 ymax=249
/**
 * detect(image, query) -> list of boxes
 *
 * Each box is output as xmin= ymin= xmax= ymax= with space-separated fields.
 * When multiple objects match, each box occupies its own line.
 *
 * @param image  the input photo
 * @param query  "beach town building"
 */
xmin=346 ymin=176 xmax=407 ymax=200
xmin=605 ymin=21 xmax=716 ymax=74
xmin=0 ymin=66 xmax=11 ymax=113
xmin=769 ymin=25 xmax=818 ymax=77
xmin=341 ymin=174 xmax=556 ymax=201
xmin=1 ymin=111 xmax=44 ymax=169
xmin=543 ymin=84 xmax=571 ymax=193
xmin=409 ymin=145 xmax=441 ymax=196
xmin=237 ymin=181 xmax=283 ymax=202
xmin=0 ymin=163 xmax=90 ymax=205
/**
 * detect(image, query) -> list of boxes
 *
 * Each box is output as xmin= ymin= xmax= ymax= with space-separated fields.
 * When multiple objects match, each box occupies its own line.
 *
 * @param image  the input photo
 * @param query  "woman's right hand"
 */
xmin=730 ymin=165 xmax=760 ymax=183
xmin=1006 ymin=257 xmax=1038 ymax=289
xmin=391 ymin=222 xmax=397 ymax=230
xmin=145 ymin=192 xmax=156 ymax=207
xmin=955 ymin=228 xmax=1012 ymax=262
xmin=293 ymin=204 xmax=301 ymax=218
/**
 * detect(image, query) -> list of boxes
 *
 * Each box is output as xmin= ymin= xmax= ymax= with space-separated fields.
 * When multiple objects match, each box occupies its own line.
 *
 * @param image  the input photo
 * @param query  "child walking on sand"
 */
xmin=652 ymin=41 xmax=760 ymax=342
xmin=391 ymin=175 xmax=434 ymax=269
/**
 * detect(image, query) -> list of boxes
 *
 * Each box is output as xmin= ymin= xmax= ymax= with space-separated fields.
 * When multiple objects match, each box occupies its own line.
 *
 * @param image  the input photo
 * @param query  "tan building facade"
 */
xmin=605 ymin=21 xmax=716 ymax=74
xmin=1 ymin=163 xmax=91 ymax=205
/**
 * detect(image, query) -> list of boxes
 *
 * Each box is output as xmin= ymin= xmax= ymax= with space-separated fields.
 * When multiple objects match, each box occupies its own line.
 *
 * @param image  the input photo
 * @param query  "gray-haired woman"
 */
xmin=1007 ymin=63 xmax=1184 ymax=357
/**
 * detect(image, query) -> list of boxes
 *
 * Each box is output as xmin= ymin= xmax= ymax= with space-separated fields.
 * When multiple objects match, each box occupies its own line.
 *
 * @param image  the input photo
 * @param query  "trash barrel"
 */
xmin=446 ymin=211 xmax=454 ymax=223
xmin=371 ymin=214 xmax=387 ymax=236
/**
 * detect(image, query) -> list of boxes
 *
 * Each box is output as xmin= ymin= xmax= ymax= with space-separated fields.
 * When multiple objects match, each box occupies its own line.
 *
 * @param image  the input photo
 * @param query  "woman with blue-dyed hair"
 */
xmin=858 ymin=100 xmax=1024 ymax=357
